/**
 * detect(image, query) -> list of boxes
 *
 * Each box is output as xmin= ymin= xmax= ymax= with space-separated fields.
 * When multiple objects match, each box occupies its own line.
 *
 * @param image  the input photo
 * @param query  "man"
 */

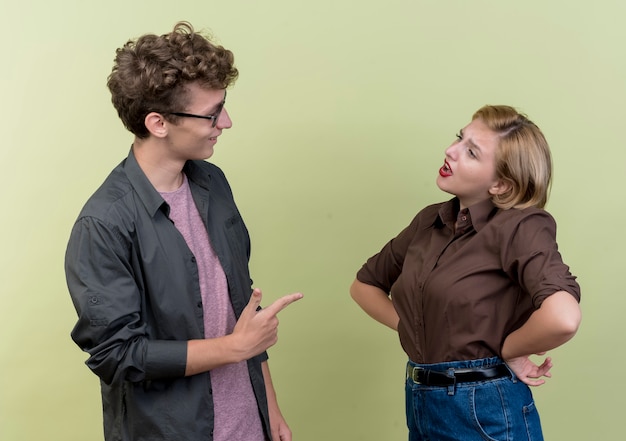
xmin=65 ymin=21 xmax=302 ymax=441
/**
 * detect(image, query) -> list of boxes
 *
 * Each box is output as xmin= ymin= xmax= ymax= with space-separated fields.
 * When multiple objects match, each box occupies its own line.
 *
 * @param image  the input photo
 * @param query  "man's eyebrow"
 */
xmin=198 ymin=92 xmax=227 ymax=114
xmin=199 ymin=99 xmax=224 ymax=115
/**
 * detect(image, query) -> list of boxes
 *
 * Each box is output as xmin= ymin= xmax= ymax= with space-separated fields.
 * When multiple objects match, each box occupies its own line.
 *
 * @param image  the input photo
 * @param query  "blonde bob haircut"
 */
xmin=473 ymin=105 xmax=552 ymax=210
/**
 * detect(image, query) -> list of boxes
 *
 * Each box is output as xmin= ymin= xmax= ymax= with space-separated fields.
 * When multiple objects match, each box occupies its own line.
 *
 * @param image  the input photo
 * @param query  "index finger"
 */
xmin=263 ymin=292 xmax=304 ymax=316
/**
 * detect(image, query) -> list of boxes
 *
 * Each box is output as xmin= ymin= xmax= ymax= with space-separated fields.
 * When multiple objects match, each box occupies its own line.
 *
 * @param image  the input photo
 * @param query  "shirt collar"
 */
xmin=183 ymin=159 xmax=212 ymax=191
xmin=435 ymin=198 xmax=459 ymax=229
xmin=468 ymin=198 xmax=499 ymax=232
xmin=436 ymin=197 xmax=498 ymax=232
xmin=123 ymin=148 xmax=213 ymax=217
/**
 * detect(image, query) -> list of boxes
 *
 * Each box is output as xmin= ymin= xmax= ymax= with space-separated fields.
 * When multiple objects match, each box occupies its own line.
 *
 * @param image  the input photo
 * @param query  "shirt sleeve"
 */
xmin=356 ymin=212 xmax=424 ymax=293
xmin=501 ymin=209 xmax=581 ymax=308
xmin=65 ymin=216 xmax=188 ymax=385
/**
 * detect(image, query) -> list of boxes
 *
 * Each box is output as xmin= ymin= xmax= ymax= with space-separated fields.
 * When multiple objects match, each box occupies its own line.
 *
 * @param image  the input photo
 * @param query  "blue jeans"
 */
xmin=405 ymin=358 xmax=544 ymax=441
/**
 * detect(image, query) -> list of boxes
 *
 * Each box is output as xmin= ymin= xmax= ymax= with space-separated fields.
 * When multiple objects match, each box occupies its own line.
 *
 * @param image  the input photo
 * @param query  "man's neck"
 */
xmin=132 ymin=138 xmax=186 ymax=192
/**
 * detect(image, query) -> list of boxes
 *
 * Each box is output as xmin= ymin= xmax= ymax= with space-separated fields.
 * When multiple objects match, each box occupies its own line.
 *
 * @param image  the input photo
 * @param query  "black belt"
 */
xmin=406 ymin=364 xmax=510 ymax=386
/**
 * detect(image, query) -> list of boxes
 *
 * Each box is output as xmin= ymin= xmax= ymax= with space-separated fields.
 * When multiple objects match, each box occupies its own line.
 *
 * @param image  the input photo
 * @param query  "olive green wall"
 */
xmin=1 ymin=1 xmax=623 ymax=439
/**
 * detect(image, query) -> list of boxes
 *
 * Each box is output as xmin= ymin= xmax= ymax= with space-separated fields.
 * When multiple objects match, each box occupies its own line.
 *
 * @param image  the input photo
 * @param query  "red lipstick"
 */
xmin=439 ymin=160 xmax=452 ymax=177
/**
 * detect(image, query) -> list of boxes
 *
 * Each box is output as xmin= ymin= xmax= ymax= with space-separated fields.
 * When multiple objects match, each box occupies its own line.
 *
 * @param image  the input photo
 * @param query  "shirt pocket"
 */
xmin=224 ymin=214 xmax=249 ymax=263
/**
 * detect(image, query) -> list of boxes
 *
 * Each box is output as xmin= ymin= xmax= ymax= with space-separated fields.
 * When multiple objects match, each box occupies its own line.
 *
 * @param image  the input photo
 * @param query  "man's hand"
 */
xmin=185 ymin=289 xmax=302 ymax=376
xmin=232 ymin=289 xmax=303 ymax=360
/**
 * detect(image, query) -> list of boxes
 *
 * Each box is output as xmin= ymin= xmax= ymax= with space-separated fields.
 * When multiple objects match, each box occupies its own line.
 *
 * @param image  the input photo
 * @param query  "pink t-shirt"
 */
xmin=161 ymin=175 xmax=264 ymax=441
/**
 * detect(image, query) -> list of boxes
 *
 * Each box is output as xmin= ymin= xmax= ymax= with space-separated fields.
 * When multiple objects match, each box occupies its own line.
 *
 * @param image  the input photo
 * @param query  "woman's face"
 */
xmin=436 ymin=118 xmax=505 ymax=209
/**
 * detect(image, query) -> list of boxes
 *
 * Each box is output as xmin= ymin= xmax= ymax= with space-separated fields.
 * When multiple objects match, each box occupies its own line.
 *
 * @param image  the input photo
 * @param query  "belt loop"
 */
xmin=504 ymin=363 xmax=518 ymax=383
xmin=406 ymin=364 xmax=416 ymax=383
xmin=446 ymin=368 xmax=456 ymax=396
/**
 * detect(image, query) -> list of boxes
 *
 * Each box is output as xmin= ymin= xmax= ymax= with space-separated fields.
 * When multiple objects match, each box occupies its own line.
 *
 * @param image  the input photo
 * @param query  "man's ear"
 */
xmin=144 ymin=112 xmax=168 ymax=138
xmin=489 ymin=178 xmax=513 ymax=196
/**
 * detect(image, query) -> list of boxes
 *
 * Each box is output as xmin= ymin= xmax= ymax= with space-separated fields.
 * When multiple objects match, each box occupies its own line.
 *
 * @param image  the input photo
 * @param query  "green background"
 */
xmin=2 ymin=1 xmax=623 ymax=439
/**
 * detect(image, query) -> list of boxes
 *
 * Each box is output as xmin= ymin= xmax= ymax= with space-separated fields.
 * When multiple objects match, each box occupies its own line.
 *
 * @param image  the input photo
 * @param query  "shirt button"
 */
xmin=191 ymin=256 xmax=196 ymax=263
xmin=197 ymin=301 xmax=202 ymax=308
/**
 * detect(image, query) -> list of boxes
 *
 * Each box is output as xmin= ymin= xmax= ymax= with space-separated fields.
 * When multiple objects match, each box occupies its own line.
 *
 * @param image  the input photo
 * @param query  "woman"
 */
xmin=350 ymin=105 xmax=581 ymax=441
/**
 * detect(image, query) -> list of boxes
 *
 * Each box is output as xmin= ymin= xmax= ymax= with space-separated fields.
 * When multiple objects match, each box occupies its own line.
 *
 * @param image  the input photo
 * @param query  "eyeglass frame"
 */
xmin=164 ymin=91 xmax=227 ymax=128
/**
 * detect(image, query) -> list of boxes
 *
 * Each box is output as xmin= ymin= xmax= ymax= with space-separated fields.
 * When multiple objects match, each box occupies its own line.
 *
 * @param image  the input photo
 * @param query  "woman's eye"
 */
xmin=455 ymin=132 xmax=462 ymax=141
xmin=468 ymin=149 xmax=476 ymax=158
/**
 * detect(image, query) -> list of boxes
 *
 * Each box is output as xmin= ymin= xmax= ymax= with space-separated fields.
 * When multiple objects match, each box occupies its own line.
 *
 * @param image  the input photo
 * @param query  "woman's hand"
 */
xmin=500 ymin=291 xmax=580 ymax=386
xmin=505 ymin=352 xmax=552 ymax=386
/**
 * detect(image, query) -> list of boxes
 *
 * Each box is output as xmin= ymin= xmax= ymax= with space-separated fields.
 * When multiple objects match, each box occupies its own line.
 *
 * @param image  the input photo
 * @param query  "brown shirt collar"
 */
xmin=435 ymin=198 xmax=499 ymax=233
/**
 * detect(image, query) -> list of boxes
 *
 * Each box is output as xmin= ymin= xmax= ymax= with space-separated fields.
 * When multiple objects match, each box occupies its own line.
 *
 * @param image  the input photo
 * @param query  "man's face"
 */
xmin=165 ymin=83 xmax=231 ymax=161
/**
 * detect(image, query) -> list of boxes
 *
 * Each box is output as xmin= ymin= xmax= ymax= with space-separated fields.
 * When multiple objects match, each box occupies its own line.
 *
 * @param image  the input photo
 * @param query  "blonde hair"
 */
xmin=473 ymin=105 xmax=552 ymax=209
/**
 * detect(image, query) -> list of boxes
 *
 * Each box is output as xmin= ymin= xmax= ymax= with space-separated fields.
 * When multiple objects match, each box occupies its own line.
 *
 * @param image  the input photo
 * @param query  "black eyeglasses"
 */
xmin=168 ymin=91 xmax=227 ymax=128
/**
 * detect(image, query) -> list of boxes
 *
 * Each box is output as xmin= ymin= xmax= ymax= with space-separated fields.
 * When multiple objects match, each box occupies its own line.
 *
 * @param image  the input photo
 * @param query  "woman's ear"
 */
xmin=144 ymin=112 xmax=168 ymax=138
xmin=489 ymin=178 xmax=513 ymax=196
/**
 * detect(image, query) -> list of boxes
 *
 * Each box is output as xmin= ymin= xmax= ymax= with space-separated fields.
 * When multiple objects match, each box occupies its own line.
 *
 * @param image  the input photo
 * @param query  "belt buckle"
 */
xmin=407 ymin=366 xmax=422 ymax=384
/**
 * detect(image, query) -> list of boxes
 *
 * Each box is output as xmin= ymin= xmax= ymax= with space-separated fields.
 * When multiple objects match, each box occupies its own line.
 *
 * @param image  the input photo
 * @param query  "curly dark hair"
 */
xmin=107 ymin=21 xmax=239 ymax=138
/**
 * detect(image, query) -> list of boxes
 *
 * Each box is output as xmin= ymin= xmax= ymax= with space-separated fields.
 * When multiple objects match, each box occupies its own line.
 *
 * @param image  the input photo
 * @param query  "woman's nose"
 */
xmin=444 ymin=143 xmax=458 ymax=159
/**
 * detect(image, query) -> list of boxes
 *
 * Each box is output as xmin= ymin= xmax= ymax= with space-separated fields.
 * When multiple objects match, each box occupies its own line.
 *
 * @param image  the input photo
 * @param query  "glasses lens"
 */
xmin=212 ymin=102 xmax=224 ymax=128
xmin=212 ymin=91 xmax=227 ymax=127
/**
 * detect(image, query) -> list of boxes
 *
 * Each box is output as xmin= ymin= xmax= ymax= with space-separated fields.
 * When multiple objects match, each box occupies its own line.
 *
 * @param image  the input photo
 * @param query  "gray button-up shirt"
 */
xmin=65 ymin=149 xmax=269 ymax=440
